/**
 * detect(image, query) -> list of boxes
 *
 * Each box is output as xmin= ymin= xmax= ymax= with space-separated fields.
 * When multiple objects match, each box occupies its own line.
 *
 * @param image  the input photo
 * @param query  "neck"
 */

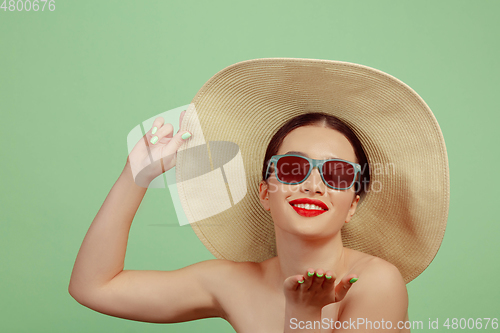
xmin=272 ymin=227 xmax=348 ymax=286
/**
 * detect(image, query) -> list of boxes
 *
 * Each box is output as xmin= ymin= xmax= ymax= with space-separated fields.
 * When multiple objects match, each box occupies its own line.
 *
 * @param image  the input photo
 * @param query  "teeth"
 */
xmin=292 ymin=203 xmax=325 ymax=211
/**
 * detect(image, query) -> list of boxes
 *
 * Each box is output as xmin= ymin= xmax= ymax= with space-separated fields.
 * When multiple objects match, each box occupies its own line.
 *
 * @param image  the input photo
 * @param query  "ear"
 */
xmin=259 ymin=180 xmax=271 ymax=212
xmin=345 ymin=194 xmax=360 ymax=223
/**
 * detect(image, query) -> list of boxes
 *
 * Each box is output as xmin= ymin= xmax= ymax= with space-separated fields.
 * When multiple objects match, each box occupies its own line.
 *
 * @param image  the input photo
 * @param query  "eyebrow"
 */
xmin=284 ymin=151 xmax=340 ymax=159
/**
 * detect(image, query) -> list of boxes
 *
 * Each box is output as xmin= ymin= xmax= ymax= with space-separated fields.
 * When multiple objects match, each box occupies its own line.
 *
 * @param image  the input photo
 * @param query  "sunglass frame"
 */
xmin=265 ymin=154 xmax=362 ymax=190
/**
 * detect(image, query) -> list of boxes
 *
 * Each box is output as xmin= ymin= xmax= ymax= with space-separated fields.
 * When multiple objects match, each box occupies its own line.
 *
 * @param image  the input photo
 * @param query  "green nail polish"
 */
xmin=316 ymin=273 xmax=324 ymax=278
xmin=298 ymin=279 xmax=304 ymax=284
xmin=151 ymin=126 xmax=157 ymax=135
xmin=181 ymin=132 xmax=192 ymax=140
xmin=325 ymin=275 xmax=332 ymax=279
xmin=150 ymin=136 xmax=158 ymax=144
xmin=349 ymin=278 xmax=358 ymax=284
xmin=307 ymin=272 xmax=314 ymax=277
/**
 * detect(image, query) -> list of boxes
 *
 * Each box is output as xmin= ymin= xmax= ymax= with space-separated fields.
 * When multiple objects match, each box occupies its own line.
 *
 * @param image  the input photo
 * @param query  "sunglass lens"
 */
xmin=322 ymin=161 xmax=356 ymax=189
xmin=276 ymin=156 xmax=310 ymax=184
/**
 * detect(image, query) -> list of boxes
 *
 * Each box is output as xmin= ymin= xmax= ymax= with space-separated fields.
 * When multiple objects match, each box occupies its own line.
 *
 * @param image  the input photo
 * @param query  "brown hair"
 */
xmin=261 ymin=112 xmax=370 ymax=198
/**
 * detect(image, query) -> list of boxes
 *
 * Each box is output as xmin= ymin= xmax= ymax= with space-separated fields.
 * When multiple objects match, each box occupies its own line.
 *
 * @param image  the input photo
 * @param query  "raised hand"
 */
xmin=126 ymin=111 xmax=191 ymax=187
xmin=283 ymin=268 xmax=358 ymax=332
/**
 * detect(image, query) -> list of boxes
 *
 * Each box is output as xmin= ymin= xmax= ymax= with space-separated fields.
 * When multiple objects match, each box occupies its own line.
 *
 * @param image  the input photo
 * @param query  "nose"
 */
xmin=300 ymin=166 xmax=326 ymax=194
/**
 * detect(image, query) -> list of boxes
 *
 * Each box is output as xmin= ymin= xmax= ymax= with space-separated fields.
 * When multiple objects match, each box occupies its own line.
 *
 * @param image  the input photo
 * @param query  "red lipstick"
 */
xmin=288 ymin=198 xmax=328 ymax=217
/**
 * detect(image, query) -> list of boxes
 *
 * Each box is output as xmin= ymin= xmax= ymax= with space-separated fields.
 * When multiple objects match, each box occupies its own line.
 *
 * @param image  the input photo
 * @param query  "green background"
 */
xmin=1 ymin=0 xmax=499 ymax=332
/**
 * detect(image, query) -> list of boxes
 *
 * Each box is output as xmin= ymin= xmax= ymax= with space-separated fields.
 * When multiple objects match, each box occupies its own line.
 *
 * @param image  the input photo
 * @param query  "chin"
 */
xmin=276 ymin=216 xmax=340 ymax=240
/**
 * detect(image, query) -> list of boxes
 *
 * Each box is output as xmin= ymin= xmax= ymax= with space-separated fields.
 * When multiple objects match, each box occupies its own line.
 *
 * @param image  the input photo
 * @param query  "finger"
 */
xmin=309 ymin=268 xmax=325 ymax=291
xmin=302 ymin=268 xmax=316 ymax=290
xmin=322 ymin=270 xmax=336 ymax=290
xmin=334 ymin=274 xmax=358 ymax=302
xmin=150 ymin=123 xmax=174 ymax=145
xmin=173 ymin=110 xmax=187 ymax=140
xmin=179 ymin=110 xmax=186 ymax=129
xmin=283 ymin=275 xmax=305 ymax=292
xmin=164 ymin=123 xmax=175 ymax=140
xmin=149 ymin=117 xmax=165 ymax=135
xmin=161 ymin=129 xmax=192 ymax=158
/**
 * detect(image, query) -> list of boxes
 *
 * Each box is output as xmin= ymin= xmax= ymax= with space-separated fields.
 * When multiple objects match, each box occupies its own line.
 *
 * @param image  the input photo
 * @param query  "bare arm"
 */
xmin=68 ymin=163 xmax=146 ymax=293
xmin=68 ymin=114 xmax=225 ymax=322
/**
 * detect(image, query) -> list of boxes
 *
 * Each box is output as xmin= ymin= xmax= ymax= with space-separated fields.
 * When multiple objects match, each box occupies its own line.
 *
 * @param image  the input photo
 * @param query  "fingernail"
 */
xmin=181 ymin=132 xmax=192 ymax=140
xmin=325 ymin=275 xmax=332 ymax=280
xmin=151 ymin=126 xmax=157 ymax=135
xmin=307 ymin=271 xmax=314 ymax=277
xmin=150 ymin=136 xmax=158 ymax=144
xmin=316 ymin=273 xmax=324 ymax=278
xmin=349 ymin=277 xmax=358 ymax=284
xmin=298 ymin=278 xmax=304 ymax=284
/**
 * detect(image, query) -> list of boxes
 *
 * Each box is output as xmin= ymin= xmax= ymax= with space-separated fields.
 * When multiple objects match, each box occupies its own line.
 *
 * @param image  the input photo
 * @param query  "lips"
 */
xmin=288 ymin=198 xmax=329 ymax=217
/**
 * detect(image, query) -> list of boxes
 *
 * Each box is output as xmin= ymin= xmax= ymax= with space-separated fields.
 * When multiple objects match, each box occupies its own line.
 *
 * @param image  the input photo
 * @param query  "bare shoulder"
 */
xmin=190 ymin=258 xmax=260 ymax=291
xmin=345 ymin=248 xmax=405 ymax=284
xmin=341 ymin=248 xmax=408 ymax=316
xmin=193 ymin=258 xmax=262 ymax=280
xmin=192 ymin=258 xmax=264 ymax=307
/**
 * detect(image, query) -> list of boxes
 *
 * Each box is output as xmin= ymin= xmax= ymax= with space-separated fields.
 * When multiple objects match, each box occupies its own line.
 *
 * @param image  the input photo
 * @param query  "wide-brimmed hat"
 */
xmin=175 ymin=58 xmax=449 ymax=283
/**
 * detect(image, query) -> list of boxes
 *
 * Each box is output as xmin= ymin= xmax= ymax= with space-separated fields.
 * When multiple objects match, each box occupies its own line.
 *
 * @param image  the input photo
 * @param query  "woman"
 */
xmin=69 ymin=59 xmax=449 ymax=333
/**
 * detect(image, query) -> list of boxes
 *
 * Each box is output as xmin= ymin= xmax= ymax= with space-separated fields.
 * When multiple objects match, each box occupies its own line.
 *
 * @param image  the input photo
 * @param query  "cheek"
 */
xmin=267 ymin=182 xmax=298 ymax=209
xmin=267 ymin=179 xmax=296 ymax=197
xmin=328 ymin=192 xmax=355 ymax=213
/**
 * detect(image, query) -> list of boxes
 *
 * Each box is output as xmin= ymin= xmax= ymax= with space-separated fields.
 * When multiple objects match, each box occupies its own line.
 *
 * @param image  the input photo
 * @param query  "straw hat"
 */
xmin=175 ymin=58 xmax=449 ymax=283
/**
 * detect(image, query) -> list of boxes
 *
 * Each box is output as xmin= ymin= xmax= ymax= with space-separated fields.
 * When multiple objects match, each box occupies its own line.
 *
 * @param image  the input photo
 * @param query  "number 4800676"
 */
xmin=1 ymin=0 xmax=56 ymax=11
xmin=443 ymin=318 xmax=498 ymax=330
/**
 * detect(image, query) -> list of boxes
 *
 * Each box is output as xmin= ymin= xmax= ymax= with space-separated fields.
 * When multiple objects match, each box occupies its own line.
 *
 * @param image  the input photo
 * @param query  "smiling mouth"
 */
xmin=289 ymin=203 xmax=328 ymax=217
